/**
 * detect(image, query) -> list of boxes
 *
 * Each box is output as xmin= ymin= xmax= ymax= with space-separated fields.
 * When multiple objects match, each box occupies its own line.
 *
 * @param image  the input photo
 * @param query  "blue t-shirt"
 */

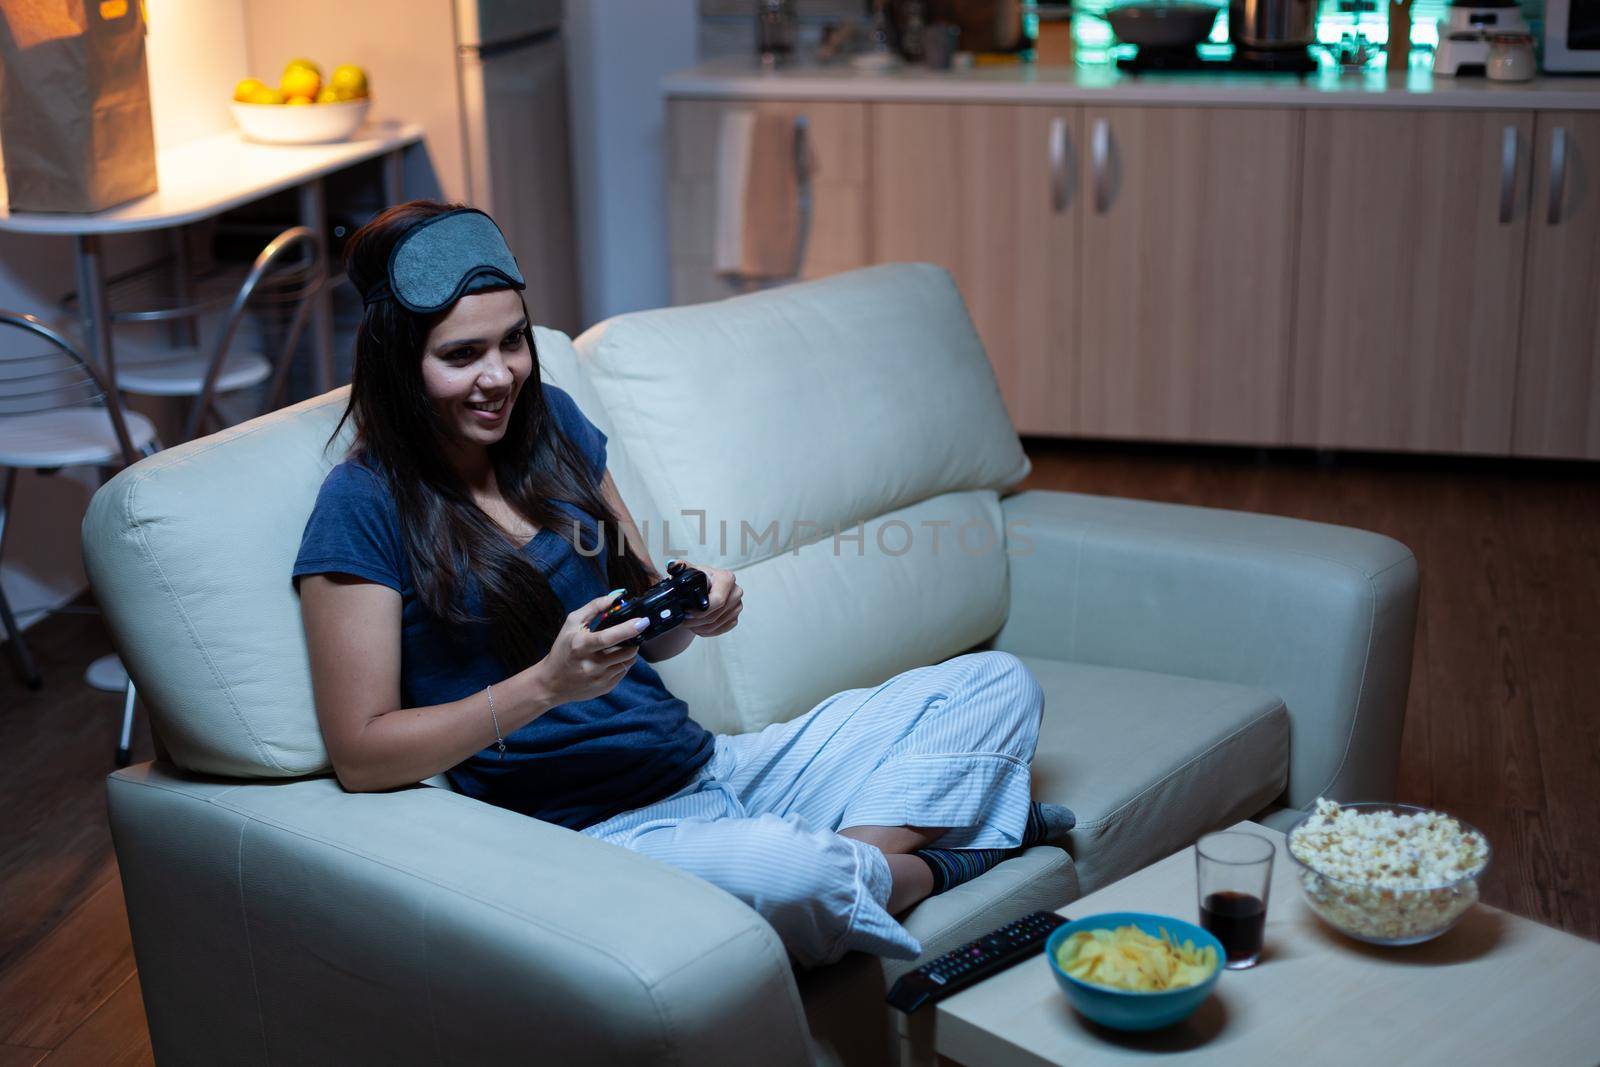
xmin=292 ymin=383 xmax=714 ymax=829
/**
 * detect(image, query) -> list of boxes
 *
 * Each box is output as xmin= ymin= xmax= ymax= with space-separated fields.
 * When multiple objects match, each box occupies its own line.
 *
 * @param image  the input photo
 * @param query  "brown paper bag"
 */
xmin=0 ymin=0 xmax=157 ymax=213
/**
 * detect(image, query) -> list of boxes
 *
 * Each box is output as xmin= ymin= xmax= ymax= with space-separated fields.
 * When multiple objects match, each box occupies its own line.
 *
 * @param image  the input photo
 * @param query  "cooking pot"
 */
xmin=1228 ymin=0 xmax=1318 ymax=49
xmin=1096 ymin=2 xmax=1222 ymax=49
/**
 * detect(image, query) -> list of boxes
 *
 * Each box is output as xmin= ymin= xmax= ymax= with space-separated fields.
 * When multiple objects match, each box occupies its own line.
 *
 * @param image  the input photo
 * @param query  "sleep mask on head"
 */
xmin=355 ymin=207 xmax=525 ymax=314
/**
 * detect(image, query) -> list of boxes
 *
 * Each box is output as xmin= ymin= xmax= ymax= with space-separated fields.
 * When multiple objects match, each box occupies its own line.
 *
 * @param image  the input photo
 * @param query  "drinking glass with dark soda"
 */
xmin=1195 ymin=831 xmax=1275 ymax=969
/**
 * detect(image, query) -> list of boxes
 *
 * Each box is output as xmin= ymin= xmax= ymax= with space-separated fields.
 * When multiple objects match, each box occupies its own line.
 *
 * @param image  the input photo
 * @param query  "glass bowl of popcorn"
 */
xmin=1285 ymin=800 xmax=1491 ymax=946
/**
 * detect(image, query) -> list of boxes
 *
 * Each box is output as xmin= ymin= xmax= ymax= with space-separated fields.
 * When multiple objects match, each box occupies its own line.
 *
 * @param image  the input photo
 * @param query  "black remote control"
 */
xmin=885 ymin=910 xmax=1069 ymax=1014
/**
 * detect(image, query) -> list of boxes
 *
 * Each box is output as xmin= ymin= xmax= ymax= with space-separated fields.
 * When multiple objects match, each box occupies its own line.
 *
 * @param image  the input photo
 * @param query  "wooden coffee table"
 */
xmin=934 ymin=821 xmax=1600 ymax=1065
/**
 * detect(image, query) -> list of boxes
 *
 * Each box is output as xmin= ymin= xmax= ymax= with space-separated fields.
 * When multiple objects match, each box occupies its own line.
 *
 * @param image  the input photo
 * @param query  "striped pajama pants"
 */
xmin=580 ymin=650 xmax=1045 ymax=967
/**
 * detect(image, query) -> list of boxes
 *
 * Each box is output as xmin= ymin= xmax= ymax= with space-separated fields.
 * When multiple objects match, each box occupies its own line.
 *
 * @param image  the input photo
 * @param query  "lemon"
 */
xmin=280 ymin=65 xmax=321 ymax=100
xmin=329 ymin=63 xmax=369 ymax=100
xmin=283 ymin=57 xmax=322 ymax=79
xmin=233 ymin=77 xmax=267 ymax=103
xmin=315 ymin=87 xmax=339 ymax=104
xmin=246 ymin=86 xmax=285 ymax=106
xmin=286 ymin=95 xmax=313 ymax=106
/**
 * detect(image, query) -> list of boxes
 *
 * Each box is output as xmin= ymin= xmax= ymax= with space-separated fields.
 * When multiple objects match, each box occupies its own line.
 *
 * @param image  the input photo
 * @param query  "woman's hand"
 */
xmin=528 ymin=589 xmax=647 ymax=704
xmin=675 ymin=560 xmax=743 ymax=638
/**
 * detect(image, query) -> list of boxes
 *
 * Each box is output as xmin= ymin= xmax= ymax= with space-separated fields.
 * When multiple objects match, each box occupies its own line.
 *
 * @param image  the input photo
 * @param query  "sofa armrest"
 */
xmin=108 ymin=764 xmax=815 ymax=1067
xmin=992 ymin=490 xmax=1419 ymax=811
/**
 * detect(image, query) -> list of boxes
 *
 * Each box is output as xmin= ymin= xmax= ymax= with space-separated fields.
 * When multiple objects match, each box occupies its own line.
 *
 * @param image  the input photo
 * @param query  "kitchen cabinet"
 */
xmin=1293 ymin=109 xmax=1535 ymax=454
xmin=1077 ymin=106 xmax=1301 ymax=445
xmin=869 ymin=103 xmax=1080 ymax=435
xmin=869 ymin=103 xmax=1299 ymax=444
xmin=666 ymin=99 xmax=869 ymax=306
xmin=664 ymin=75 xmax=1600 ymax=459
xmin=1513 ymin=112 xmax=1600 ymax=460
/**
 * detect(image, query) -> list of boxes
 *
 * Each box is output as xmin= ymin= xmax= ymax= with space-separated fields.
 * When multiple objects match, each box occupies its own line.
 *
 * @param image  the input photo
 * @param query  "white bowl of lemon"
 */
xmin=231 ymin=60 xmax=372 ymax=145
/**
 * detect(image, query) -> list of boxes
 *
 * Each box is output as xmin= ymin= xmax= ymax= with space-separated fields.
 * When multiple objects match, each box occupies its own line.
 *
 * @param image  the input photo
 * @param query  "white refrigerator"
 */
xmin=455 ymin=0 xmax=580 ymax=334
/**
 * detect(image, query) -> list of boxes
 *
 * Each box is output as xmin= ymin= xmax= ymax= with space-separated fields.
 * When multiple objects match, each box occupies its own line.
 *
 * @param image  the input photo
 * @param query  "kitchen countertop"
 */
xmin=664 ymin=56 xmax=1600 ymax=110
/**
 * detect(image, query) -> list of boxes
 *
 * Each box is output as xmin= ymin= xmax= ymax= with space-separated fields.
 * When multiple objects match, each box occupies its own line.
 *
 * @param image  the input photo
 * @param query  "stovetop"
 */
xmin=1116 ymin=45 xmax=1321 ymax=75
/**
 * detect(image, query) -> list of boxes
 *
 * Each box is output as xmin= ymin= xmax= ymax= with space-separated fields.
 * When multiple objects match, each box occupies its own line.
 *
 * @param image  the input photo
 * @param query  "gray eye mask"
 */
xmin=357 ymin=208 xmax=525 ymax=313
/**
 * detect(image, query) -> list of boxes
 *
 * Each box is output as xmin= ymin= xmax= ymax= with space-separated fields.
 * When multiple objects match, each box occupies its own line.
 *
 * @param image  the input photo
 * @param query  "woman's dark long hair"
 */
xmin=332 ymin=200 xmax=655 ymax=671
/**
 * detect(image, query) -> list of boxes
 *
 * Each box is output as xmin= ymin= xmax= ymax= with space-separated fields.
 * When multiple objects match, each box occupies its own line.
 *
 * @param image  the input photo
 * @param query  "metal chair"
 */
xmin=0 ymin=311 xmax=158 ymax=696
xmin=115 ymin=226 xmax=325 ymax=441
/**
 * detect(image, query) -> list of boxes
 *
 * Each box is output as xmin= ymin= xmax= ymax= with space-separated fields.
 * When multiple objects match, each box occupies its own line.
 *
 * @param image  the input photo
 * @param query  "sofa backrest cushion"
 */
xmin=80 ymin=327 xmax=593 ymax=778
xmin=575 ymin=263 xmax=1028 ymax=573
xmin=574 ymin=262 xmax=1028 ymax=732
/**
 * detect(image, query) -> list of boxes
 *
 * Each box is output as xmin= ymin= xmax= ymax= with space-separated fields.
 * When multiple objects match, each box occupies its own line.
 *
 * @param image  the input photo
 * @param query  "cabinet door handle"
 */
xmin=1049 ymin=116 xmax=1070 ymax=213
xmin=1092 ymin=117 xmax=1111 ymax=216
xmin=1498 ymin=124 xmax=1518 ymax=225
xmin=793 ymin=115 xmax=812 ymax=275
xmin=1547 ymin=125 xmax=1569 ymax=227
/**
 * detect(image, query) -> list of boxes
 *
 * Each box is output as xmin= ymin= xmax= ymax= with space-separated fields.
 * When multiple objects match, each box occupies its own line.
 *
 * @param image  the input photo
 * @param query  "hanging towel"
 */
xmin=713 ymin=109 xmax=801 ymax=280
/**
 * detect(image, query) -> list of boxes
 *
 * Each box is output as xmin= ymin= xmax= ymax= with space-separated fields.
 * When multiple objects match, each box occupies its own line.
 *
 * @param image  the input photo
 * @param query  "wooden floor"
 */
xmin=1 ymin=438 xmax=1596 ymax=1062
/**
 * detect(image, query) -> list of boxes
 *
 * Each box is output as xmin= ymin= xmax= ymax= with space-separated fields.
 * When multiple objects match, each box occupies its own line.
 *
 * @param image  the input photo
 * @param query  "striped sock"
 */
xmin=915 ymin=847 xmax=1010 ymax=894
xmin=914 ymin=803 xmax=1077 ymax=894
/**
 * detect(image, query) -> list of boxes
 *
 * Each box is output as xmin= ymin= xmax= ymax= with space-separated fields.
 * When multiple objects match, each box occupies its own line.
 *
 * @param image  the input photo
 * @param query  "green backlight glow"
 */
xmin=1056 ymin=0 xmax=1452 ymax=70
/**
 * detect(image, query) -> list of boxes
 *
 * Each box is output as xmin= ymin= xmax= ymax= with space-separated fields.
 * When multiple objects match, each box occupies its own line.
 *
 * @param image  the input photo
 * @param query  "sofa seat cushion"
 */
xmin=797 ymin=846 xmax=1076 ymax=1067
xmin=1019 ymin=656 xmax=1290 ymax=896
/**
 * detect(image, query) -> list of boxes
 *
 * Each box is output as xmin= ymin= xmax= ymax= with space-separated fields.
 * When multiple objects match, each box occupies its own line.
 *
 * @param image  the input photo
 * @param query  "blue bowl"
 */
xmin=1045 ymin=912 xmax=1224 ymax=1032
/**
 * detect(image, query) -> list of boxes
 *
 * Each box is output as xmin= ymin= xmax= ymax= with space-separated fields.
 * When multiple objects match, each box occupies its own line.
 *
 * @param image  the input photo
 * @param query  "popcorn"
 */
xmin=1287 ymin=799 xmax=1490 ymax=944
xmin=1290 ymin=798 xmax=1489 ymax=888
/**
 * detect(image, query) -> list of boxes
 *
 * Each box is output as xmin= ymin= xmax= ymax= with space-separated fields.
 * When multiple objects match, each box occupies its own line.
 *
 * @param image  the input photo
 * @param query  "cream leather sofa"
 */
xmin=83 ymin=263 xmax=1418 ymax=1066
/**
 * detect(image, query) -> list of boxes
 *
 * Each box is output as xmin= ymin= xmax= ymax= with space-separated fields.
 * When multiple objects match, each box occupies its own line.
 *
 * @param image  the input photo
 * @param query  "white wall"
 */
xmin=239 ymin=0 xmax=462 ymax=204
xmin=145 ymin=0 xmax=252 ymax=150
xmin=564 ymin=0 xmax=699 ymax=326
xmin=1 ymin=0 xmax=248 ymax=634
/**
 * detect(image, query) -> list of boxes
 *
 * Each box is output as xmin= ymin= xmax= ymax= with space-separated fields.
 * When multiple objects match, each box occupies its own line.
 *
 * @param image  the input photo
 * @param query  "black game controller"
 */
xmin=587 ymin=560 xmax=710 ymax=647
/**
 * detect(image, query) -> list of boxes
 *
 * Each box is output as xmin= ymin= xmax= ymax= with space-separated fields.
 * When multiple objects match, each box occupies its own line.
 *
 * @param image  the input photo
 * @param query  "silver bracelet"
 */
xmin=486 ymin=684 xmax=507 ymax=759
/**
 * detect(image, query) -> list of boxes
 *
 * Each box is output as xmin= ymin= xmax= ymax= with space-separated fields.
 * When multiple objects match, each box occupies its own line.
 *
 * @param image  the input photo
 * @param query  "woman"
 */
xmin=294 ymin=201 xmax=1070 ymax=967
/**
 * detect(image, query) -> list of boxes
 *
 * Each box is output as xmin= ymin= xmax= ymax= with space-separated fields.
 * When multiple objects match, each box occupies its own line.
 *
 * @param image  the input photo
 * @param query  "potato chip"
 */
xmin=1055 ymin=924 xmax=1218 ymax=992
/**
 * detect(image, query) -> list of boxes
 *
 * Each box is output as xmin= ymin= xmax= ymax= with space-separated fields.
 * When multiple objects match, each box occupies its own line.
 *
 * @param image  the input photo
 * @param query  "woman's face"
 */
xmin=420 ymin=288 xmax=532 ymax=453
